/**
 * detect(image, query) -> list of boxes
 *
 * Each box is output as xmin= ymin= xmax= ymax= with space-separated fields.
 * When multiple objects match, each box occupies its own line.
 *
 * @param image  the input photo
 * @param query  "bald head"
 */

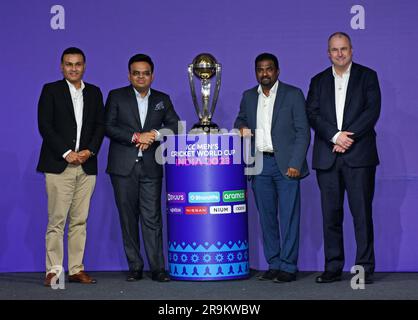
xmin=328 ymin=32 xmax=352 ymax=50
xmin=327 ymin=32 xmax=353 ymax=74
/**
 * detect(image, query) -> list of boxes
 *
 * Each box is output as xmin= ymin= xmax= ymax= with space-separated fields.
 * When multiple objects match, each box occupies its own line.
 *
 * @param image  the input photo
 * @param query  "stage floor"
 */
xmin=1 ymin=270 xmax=418 ymax=300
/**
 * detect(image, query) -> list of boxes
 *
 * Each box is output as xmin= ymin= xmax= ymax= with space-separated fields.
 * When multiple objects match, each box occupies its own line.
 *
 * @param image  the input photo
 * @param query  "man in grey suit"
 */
xmin=105 ymin=54 xmax=180 ymax=282
xmin=234 ymin=53 xmax=310 ymax=282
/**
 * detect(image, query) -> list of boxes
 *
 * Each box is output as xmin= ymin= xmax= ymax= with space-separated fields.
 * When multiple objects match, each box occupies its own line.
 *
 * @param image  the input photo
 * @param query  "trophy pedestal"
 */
xmin=164 ymin=133 xmax=249 ymax=281
xmin=190 ymin=122 xmax=219 ymax=134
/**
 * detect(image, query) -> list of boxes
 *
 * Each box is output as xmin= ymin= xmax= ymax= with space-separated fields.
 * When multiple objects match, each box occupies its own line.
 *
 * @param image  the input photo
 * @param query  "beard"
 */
xmin=260 ymin=77 xmax=275 ymax=88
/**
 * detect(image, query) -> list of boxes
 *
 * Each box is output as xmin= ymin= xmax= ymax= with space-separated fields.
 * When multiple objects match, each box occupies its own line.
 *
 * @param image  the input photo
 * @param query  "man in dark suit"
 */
xmin=234 ymin=53 xmax=310 ymax=282
xmin=306 ymin=32 xmax=381 ymax=284
xmin=105 ymin=54 xmax=180 ymax=282
xmin=37 ymin=47 xmax=105 ymax=286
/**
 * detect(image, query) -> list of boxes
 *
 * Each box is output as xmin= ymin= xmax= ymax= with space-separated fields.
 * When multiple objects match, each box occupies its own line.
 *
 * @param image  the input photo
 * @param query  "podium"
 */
xmin=164 ymin=133 xmax=249 ymax=280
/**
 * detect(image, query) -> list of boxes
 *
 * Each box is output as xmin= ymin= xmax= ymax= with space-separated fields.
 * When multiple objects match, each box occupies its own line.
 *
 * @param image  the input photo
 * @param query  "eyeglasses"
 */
xmin=131 ymin=70 xmax=152 ymax=77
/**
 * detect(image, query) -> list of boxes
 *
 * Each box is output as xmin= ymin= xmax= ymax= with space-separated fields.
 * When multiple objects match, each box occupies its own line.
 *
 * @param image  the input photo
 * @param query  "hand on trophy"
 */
xmin=239 ymin=127 xmax=253 ymax=137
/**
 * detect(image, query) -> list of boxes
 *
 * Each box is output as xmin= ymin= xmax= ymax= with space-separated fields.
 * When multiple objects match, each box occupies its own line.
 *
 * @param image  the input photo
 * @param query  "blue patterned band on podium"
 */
xmin=168 ymin=240 xmax=249 ymax=280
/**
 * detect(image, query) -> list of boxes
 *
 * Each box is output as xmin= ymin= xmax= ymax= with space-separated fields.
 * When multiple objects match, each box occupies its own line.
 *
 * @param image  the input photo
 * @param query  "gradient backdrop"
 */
xmin=1 ymin=0 xmax=417 ymax=272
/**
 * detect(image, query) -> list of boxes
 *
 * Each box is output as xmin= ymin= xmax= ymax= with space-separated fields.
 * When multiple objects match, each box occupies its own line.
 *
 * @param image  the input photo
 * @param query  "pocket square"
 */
xmin=154 ymin=101 xmax=165 ymax=111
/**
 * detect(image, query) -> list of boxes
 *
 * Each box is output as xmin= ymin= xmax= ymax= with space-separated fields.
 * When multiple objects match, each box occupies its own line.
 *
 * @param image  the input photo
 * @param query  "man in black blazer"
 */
xmin=306 ymin=32 xmax=381 ymax=284
xmin=105 ymin=54 xmax=180 ymax=282
xmin=37 ymin=47 xmax=105 ymax=286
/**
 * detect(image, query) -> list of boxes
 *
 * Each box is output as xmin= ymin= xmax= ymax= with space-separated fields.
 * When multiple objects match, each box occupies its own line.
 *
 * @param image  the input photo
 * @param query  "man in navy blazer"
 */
xmin=105 ymin=54 xmax=180 ymax=282
xmin=306 ymin=32 xmax=381 ymax=284
xmin=234 ymin=53 xmax=310 ymax=282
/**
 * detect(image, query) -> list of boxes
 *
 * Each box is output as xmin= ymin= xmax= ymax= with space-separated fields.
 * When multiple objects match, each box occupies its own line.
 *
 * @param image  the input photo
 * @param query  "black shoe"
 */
xmin=126 ymin=270 xmax=143 ymax=282
xmin=315 ymin=271 xmax=342 ymax=283
xmin=273 ymin=271 xmax=297 ymax=283
xmin=256 ymin=269 xmax=280 ymax=281
xmin=151 ymin=270 xmax=170 ymax=282
xmin=365 ymin=272 xmax=374 ymax=284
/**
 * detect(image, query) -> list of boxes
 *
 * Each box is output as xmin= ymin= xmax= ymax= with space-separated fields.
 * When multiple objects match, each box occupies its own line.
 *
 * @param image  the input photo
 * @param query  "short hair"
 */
xmin=255 ymin=53 xmax=279 ymax=70
xmin=128 ymin=54 xmax=154 ymax=73
xmin=61 ymin=47 xmax=86 ymax=63
xmin=328 ymin=32 xmax=352 ymax=48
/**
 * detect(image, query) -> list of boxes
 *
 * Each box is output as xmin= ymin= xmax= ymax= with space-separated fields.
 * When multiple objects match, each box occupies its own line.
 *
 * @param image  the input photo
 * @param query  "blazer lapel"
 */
xmin=248 ymin=88 xmax=258 ymax=129
xmin=126 ymin=86 xmax=141 ymax=129
xmin=271 ymin=83 xmax=285 ymax=127
xmin=325 ymin=70 xmax=337 ymax=125
xmin=61 ymin=80 xmax=76 ymax=122
xmin=82 ymin=85 xmax=90 ymax=125
xmin=342 ymin=63 xmax=358 ymax=128
xmin=143 ymin=90 xmax=155 ymax=129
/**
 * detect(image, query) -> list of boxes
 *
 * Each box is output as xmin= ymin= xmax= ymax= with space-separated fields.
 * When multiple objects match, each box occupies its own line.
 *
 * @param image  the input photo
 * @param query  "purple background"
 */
xmin=1 ymin=0 xmax=417 ymax=272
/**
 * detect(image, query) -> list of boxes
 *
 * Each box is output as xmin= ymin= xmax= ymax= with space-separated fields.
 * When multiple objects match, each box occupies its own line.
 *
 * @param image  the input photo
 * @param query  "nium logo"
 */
xmin=188 ymin=192 xmax=220 ymax=203
xmin=167 ymin=192 xmax=186 ymax=203
xmin=185 ymin=206 xmax=208 ymax=215
xmin=233 ymin=204 xmax=246 ymax=213
xmin=223 ymin=190 xmax=245 ymax=202
xmin=167 ymin=207 xmax=184 ymax=214
xmin=209 ymin=205 xmax=232 ymax=214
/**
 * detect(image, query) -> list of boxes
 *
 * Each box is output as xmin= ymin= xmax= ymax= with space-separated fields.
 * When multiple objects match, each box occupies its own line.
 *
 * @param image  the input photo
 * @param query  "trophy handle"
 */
xmin=209 ymin=64 xmax=222 ymax=121
xmin=201 ymin=79 xmax=211 ymax=124
xmin=188 ymin=64 xmax=202 ymax=120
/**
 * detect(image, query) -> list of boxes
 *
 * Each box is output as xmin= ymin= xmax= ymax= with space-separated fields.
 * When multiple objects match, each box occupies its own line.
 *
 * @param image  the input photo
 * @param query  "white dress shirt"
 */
xmin=134 ymin=88 xmax=151 ymax=157
xmin=256 ymin=80 xmax=278 ymax=153
xmin=331 ymin=63 xmax=351 ymax=143
xmin=62 ymin=80 xmax=85 ymax=158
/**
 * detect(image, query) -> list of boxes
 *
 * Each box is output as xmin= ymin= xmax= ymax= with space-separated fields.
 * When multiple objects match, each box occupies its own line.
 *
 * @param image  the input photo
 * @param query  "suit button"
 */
xmin=72 ymin=139 xmax=76 ymax=142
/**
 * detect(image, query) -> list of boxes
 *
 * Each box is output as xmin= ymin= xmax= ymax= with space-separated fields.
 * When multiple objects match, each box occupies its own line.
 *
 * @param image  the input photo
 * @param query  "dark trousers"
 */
xmin=252 ymin=155 xmax=301 ymax=273
xmin=316 ymin=156 xmax=376 ymax=273
xmin=110 ymin=159 xmax=165 ymax=272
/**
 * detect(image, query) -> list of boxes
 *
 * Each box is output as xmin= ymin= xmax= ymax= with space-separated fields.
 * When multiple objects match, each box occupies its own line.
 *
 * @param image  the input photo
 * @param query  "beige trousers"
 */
xmin=45 ymin=164 xmax=96 ymax=276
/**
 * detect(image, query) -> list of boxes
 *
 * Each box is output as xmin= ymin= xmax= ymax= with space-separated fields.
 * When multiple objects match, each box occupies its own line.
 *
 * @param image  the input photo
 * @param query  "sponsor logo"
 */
xmin=167 ymin=206 xmax=184 ymax=214
xmin=223 ymin=190 xmax=245 ymax=202
xmin=185 ymin=206 xmax=208 ymax=215
xmin=233 ymin=204 xmax=246 ymax=213
xmin=188 ymin=192 xmax=220 ymax=203
xmin=167 ymin=192 xmax=186 ymax=203
xmin=209 ymin=205 xmax=232 ymax=214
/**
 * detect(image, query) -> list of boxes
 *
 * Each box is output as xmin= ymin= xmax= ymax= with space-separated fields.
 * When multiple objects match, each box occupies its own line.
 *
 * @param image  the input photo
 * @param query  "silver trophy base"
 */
xmin=189 ymin=122 xmax=219 ymax=134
